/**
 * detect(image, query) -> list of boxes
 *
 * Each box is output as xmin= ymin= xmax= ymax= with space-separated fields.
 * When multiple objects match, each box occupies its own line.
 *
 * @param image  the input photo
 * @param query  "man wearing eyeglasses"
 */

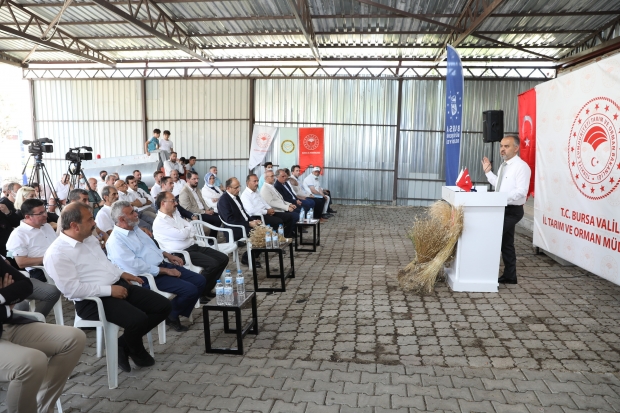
xmin=6 ymin=198 xmax=62 ymax=317
xmin=153 ymin=192 xmax=229 ymax=303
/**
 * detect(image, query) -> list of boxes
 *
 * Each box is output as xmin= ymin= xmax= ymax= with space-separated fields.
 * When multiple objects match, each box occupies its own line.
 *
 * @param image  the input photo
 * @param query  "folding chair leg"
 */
xmin=102 ymin=324 xmax=119 ymax=389
xmin=53 ymin=299 xmax=64 ymax=325
xmin=56 ymin=399 xmax=63 ymax=413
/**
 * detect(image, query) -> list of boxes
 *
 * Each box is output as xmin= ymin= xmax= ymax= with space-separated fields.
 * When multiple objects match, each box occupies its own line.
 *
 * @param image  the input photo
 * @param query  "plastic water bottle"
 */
xmin=224 ymin=276 xmax=233 ymax=305
xmin=299 ymin=208 xmax=305 ymax=223
xmin=272 ymin=227 xmax=279 ymax=248
xmin=278 ymin=224 xmax=284 ymax=241
xmin=236 ymin=270 xmax=245 ymax=295
xmin=265 ymin=229 xmax=272 ymax=248
xmin=215 ymin=280 xmax=224 ymax=305
xmin=308 ymin=208 xmax=314 ymax=222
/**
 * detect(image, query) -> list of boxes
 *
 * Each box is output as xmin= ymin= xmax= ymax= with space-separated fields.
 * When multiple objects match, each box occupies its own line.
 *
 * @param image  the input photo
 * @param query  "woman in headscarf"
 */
xmin=201 ymin=172 xmax=222 ymax=213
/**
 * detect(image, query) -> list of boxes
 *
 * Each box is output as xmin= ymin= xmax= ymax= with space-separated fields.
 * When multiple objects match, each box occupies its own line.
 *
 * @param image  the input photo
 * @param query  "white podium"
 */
xmin=442 ymin=186 xmax=507 ymax=293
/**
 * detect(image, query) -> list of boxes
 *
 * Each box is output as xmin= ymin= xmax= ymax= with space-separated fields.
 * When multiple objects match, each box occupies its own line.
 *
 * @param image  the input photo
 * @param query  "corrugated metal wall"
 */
xmin=255 ymin=79 xmax=398 ymax=204
xmin=32 ymin=77 xmax=540 ymax=205
xmin=32 ymin=79 xmax=142 ymax=184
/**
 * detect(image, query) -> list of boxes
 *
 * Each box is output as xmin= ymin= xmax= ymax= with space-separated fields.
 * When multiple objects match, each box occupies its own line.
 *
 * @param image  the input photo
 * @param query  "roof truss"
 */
xmin=286 ymin=0 xmax=320 ymax=61
xmin=0 ymin=0 xmax=115 ymax=66
xmin=90 ymin=0 xmax=214 ymax=64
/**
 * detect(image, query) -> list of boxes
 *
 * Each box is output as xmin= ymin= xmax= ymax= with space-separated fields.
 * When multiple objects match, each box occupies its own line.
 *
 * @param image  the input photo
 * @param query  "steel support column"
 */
xmin=248 ymin=78 xmax=255 ymax=172
xmin=141 ymin=78 xmax=147 ymax=148
xmin=392 ymin=78 xmax=403 ymax=205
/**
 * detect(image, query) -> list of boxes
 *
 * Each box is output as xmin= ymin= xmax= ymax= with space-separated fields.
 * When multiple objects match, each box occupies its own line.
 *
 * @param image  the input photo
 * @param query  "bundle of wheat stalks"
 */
xmin=398 ymin=201 xmax=464 ymax=294
xmin=249 ymin=224 xmax=287 ymax=248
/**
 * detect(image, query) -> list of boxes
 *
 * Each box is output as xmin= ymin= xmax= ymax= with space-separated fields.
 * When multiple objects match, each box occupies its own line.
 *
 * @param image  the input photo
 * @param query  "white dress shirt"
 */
xmin=172 ymin=180 xmax=186 ymax=197
xmin=118 ymin=189 xmax=149 ymax=212
xmin=159 ymin=139 xmax=173 ymax=152
xmin=43 ymin=233 xmax=122 ymax=300
xmin=189 ymin=187 xmax=207 ymax=211
xmin=95 ymin=205 xmax=114 ymax=233
xmin=485 ymin=155 xmax=531 ymax=206
xmin=303 ymin=174 xmax=323 ymax=195
xmin=153 ymin=210 xmax=196 ymax=251
xmin=129 ymin=187 xmax=154 ymax=211
xmin=151 ymin=183 xmax=162 ymax=200
xmin=6 ymin=221 xmax=57 ymax=270
xmin=201 ymin=185 xmax=222 ymax=212
xmin=289 ymin=177 xmax=310 ymax=197
xmin=54 ymin=181 xmax=70 ymax=201
xmin=240 ymin=187 xmax=270 ymax=216
xmin=164 ymin=160 xmax=184 ymax=176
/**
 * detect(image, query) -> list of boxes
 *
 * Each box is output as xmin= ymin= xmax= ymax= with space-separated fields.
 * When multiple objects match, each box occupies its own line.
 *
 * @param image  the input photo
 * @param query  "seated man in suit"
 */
xmin=257 ymin=171 xmax=296 ymax=237
xmin=44 ymin=203 xmax=172 ymax=373
xmin=274 ymin=168 xmax=326 ymax=223
xmin=178 ymin=171 xmax=221 ymax=228
xmin=106 ymin=201 xmax=206 ymax=332
xmin=217 ymin=177 xmax=262 ymax=267
xmin=0 ymin=259 xmax=86 ymax=413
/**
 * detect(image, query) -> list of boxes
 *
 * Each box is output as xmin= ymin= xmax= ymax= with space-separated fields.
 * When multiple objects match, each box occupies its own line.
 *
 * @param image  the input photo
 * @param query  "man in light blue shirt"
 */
xmin=106 ymin=200 xmax=206 ymax=332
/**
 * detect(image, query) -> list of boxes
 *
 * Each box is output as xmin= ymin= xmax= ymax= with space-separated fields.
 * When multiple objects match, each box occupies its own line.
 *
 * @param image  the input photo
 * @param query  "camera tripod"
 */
xmin=66 ymin=161 xmax=94 ymax=192
xmin=22 ymin=154 xmax=63 ymax=212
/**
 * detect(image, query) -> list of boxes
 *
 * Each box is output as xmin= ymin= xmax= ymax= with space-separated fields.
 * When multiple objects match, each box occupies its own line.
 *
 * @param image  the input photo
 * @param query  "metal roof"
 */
xmin=0 ymin=0 xmax=619 ymax=74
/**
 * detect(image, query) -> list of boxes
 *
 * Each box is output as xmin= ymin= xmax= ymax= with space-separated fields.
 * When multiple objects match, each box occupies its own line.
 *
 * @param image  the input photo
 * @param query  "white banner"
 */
xmin=533 ymin=53 xmax=620 ymax=286
xmin=248 ymin=125 xmax=278 ymax=170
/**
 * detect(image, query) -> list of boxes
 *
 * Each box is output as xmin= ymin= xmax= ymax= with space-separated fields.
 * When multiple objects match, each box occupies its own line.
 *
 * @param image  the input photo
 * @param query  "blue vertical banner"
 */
xmin=444 ymin=45 xmax=464 ymax=186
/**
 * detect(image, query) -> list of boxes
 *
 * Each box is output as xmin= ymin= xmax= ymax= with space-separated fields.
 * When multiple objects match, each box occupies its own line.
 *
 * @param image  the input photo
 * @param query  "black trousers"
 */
xmin=501 ymin=205 xmax=524 ymax=281
xmin=199 ymin=212 xmax=221 ymax=228
xmin=75 ymin=279 xmax=171 ymax=354
xmin=184 ymin=244 xmax=229 ymax=292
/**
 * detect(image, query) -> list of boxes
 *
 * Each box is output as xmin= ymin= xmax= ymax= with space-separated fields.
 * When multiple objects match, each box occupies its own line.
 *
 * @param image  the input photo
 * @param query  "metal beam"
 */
xmin=355 ymin=0 xmax=458 ymax=31
xmin=435 ymin=0 xmax=506 ymax=62
xmin=0 ymin=50 xmax=24 ymax=66
xmin=0 ymin=0 xmax=115 ymax=66
xmin=90 ymin=0 xmax=213 ymax=64
xmin=556 ymin=14 xmax=620 ymax=62
xmin=285 ymin=0 xmax=320 ymax=61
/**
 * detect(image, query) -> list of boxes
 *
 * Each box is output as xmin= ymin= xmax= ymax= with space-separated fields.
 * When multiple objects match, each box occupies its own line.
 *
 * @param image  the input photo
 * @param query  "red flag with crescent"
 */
xmin=518 ymin=88 xmax=536 ymax=198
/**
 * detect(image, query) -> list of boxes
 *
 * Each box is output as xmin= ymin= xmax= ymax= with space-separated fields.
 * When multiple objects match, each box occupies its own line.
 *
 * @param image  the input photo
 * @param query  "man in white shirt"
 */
xmin=44 ymin=203 xmax=171 ymax=373
xmin=482 ymin=134 xmax=531 ymax=285
xmin=54 ymin=174 xmax=71 ymax=206
xmin=127 ymin=175 xmax=155 ymax=210
xmin=170 ymin=169 xmax=186 ymax=197
xmin=290 ymin=165 xmax=326 ymax=217
xmin=164 ymin=152 xmax=184 ymax=176
xmin=6 ymin=198 xmax=62 ymax=317
xmin=240 ymin=174 xmax=290 ymax=235
xmin=106 ymin=201 xmax=206 ymax=332
xmin=97 ymin=170 xmax=107 ymax=187
xmin=115 ymin=179 xmax=157 ymax=230
xmin=178 ymin=171 xmax=220 ymax=227
xmin=153 ymin=191 xmax=229 ymax=298
xmin=150 ymin=170 xmax=164 ymax=199
xmin=303 ymin=166 xmax=336 ymax=215
xmin=96 ymin=185 xmax=118 ymax=234
xmin=99 ymin=174 xmax=118 ymax=198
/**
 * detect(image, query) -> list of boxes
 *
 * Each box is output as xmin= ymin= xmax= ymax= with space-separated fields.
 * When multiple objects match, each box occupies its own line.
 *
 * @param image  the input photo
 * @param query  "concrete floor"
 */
xmin=2 ymin=205 xmax=619 ymax=412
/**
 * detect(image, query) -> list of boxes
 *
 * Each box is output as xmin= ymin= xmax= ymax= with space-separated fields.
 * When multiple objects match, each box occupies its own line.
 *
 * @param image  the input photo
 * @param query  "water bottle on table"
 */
xmin=278 ymin=224 xmax=284 ymax=242
xmin=272 ymin=227 xmax=279 ymax=248
xmin=308 ymin=208 xmax=314 ymax=222
xmin=215 ymin=280 xmax=224 ymax=305
xmin=265 ymin=229 xmax=273 ymax=248
xmin=224 ymin=277 xmax=233 ymax=305
xmin=299 ymin=208 xmax=305 ymax=223
xmin=236 ymin=270 xmax=245 ymax=295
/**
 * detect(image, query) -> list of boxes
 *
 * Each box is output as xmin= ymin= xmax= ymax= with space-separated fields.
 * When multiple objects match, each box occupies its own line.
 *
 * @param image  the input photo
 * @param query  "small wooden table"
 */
xmin=295 ymin=219 xmax=321 ymax=252
xmin=202 ymin=291 xmax=258 ymax=355
xmin=250 ymin=241 xmax=295 ymax=293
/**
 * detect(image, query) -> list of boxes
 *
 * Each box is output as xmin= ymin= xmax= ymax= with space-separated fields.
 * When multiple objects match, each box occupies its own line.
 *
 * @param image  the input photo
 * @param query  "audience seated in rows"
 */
xmin=241 ymin=173 xmax=294 ymax=238
xmin=96 ymin=185 xmax=118 ymax=235
xmin=179 ymin=171 xmax=221 ymax=228
xmin=115 ymin=179 xmax=156 ymax=231
xmin=87 ymin=178 xmax=104 ymax=218
xmin=204 ymin=166 xmax=224 ymax=192
xmin=55 ymin=189 xmax=109 ymax=248
xmin=261 ymin=169 xmax=300 ymax=225
xmin=133 ymin=170 xmax=149 ymax=193
xmin=276 ymin=168 xmax=325 ymax=222
xmin=164 ymin=151 xmax=184 ymax=177
xmin=151 ymin=170 xmax=164 ymax=199
xmin=170 ymin=170 xmax=186 ymax=197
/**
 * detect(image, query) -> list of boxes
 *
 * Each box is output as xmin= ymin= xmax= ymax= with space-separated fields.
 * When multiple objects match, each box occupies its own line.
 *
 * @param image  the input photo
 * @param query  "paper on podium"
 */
xmin=442 ymin=186 xmax=507 ymax=292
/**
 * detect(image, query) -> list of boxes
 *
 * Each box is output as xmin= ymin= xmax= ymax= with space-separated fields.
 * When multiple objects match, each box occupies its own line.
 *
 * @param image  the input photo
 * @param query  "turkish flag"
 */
xmin=456 ymin=168 xmax=473 ymax=192
xmin=518 ymin=88 xmax=536 ymax=198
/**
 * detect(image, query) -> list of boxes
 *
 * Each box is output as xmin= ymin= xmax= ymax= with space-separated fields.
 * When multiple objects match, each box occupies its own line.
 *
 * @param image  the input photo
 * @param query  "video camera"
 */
xmin=23 ymin=137 xmax=54 ymax=156
xmin=65 ymin=146 xmax=93 ymax=163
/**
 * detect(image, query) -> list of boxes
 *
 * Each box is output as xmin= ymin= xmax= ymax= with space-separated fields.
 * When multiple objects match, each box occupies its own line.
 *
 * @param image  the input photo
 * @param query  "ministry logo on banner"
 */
xmin=248 ymin=125 xmax=278 ymax=170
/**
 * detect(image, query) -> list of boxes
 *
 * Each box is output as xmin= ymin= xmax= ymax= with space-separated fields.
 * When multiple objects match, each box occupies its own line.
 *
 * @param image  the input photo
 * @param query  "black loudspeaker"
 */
xmin=482 ymin=110 xmax=504 ymax=143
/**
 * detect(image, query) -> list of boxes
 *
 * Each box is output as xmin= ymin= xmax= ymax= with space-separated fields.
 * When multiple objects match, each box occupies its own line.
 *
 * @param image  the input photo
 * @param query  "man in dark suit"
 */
xmin=0 ymin=258 xmax=86 ymax=412
xmin=274 ymin=169 xmax=325 ymax=222
xmin=217 ymin=177 xmax=262 ymax=267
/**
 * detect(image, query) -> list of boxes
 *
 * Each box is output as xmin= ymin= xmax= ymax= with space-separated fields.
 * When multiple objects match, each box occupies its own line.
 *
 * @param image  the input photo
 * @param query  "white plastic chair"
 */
xmin=12 ymin=309 xmax=64 ymax=413
xmin=73 ymin=296 xmax=155 ymax=389
xmin=20 ymin=267 xmax=64 ymax=325
xmin=138 ymin=273 xmax=170 ymax=345
xmin=219 ymin=217 xmax=253 ymax=270
xmin=191 ymin=219 xmax=240 ymax=272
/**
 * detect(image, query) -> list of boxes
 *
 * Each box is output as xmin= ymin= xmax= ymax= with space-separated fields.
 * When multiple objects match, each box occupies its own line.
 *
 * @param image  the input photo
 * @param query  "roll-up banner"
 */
xmin=444 ymin=44 xmax=464 ymax=186
xmin=533 ymin=53 xmax=620 ymax=285
xmin=278 ymin=127 xmax=298 ymax=170
xmin=248 ymin=125 xmax=278 ymax=171
xmin=298 ymin=127 xmax=324 ymax=173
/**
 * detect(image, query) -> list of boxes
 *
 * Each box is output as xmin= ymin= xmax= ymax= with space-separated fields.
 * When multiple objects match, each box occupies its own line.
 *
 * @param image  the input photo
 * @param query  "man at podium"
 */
xmin=481 ymin=134 xmax=531 ymax=284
